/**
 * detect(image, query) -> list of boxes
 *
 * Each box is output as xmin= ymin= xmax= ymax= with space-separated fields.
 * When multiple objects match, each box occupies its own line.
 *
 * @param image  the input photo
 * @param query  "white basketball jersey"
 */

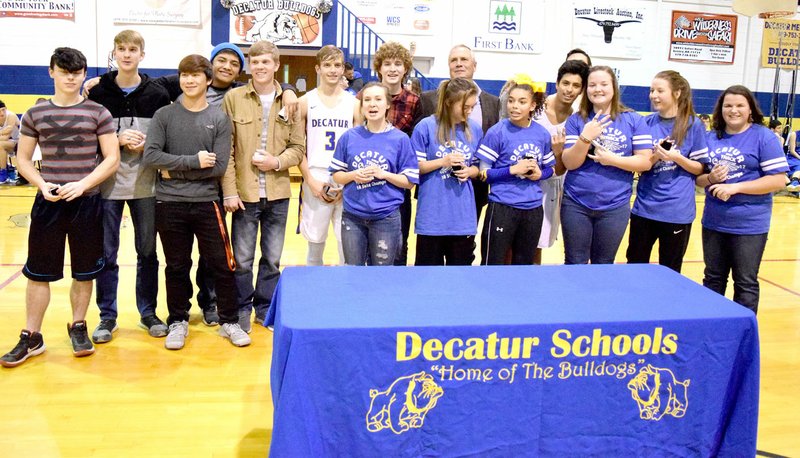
xmin=306 ymin=88 xmax=357 ymax=170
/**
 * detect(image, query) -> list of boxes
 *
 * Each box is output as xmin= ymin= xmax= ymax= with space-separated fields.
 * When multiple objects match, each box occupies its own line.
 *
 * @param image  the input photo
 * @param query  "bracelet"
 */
xmin=479 ymin=169 xmax=488 ymax=182
xmin=579 ymin=134 xmax=592 ymax=144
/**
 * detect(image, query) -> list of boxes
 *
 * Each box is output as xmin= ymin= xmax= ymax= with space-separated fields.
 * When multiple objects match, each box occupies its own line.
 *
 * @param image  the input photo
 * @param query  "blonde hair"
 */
xmin=316 ymin=45 xmax=343 ymax=65
xmin=249 ymin=40 xmax=280 ymax=62
xmin=114 ymin=30 xmax=145 ymax=51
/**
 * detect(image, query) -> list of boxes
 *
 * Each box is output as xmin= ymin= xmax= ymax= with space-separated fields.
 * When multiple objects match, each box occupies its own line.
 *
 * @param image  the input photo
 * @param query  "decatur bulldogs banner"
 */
xmin=228 ymin=0 xmax=323 ymax=47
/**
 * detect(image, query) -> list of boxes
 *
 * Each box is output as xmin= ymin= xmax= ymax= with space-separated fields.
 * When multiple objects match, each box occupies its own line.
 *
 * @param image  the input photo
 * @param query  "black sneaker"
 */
xmin=67 ymin=321 xmax=95 ymax=357
xmin=1 ymin=330 xmax=46 ymax=368
xmin=139 ymin=315 xmax=168 ymax=337
xmin=91 ymin=319 xmax=118 ymax=344
xmin=202 ymin=306 xmax=220 ymax=326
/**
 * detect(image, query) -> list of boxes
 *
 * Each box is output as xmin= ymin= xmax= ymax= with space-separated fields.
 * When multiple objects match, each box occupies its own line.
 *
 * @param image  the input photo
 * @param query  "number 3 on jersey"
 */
xmin=325 ymin=131 xmax=336 ymax=151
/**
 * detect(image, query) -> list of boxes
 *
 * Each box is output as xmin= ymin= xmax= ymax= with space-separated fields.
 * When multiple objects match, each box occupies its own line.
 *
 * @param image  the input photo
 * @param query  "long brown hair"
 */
xmin=653 ymin=70 xmax=696 ymax=147
xmin=579 ymin=65 xmax=631 ymax=120
xmin=435 ymin=78 xmax=478 ymax=145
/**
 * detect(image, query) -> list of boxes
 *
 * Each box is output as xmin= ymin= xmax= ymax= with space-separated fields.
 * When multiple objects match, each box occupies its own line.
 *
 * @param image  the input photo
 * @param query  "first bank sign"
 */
xmin=464 ymin=0 xmax=544 ymax=54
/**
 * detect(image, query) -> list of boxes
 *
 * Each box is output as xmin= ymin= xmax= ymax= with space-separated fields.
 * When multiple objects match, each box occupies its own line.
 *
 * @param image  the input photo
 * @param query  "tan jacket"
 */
xmin=221 ymin=80 xmax=305 ymax=202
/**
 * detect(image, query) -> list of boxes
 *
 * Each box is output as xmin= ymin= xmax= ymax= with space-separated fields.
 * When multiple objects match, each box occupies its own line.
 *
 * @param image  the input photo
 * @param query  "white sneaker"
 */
xmin=165 ymin=321 xmax=189 ymax=350
xmin=220 ymin=323 xmax=251 ymax=347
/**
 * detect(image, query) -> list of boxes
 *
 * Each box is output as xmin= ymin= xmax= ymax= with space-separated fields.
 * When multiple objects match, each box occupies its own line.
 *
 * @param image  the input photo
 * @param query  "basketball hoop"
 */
xmin=759 ymin=11 xmax=796 ymax=19
xmin=732 ymin=0 xmax=796 ymax=17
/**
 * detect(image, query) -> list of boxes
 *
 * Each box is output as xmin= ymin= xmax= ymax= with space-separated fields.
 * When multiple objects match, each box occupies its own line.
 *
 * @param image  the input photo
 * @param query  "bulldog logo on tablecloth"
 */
xmin=366 ymin=371 xmax=443 ymax=434
xmin=627 ymin=365 xmax=690 ymax=421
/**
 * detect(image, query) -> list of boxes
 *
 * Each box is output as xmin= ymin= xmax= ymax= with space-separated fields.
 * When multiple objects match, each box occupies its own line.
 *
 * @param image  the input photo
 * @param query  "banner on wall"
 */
xmin=0 ymin=0 xmax=74 ymax=19
xmin=572 ymin=1 xmax=654 ymax=59
xmin=761 ymin=18 xmax=800 ymax=68
xmin=228 ymin=0 xmax=323 ymax=47
xmin=352 ymin=0 xmax=435 ymax=36
xmin=452 ymin=0 xmax=544 ymax=54
xmin=113 ymin=0 xmax=201 ymax=26
xmin=669 ymin=11 xmax=737 ymax=64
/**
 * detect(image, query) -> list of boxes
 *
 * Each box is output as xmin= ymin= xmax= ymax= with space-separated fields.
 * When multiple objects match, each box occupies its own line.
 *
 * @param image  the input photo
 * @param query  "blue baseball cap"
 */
xmin=210 ymin=43 xmax=245 ymax=72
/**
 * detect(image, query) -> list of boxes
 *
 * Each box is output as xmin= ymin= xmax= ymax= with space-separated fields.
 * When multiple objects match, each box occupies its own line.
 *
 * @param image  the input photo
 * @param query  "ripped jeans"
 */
xmin=341 ymin=210 xmax=401 ymax=266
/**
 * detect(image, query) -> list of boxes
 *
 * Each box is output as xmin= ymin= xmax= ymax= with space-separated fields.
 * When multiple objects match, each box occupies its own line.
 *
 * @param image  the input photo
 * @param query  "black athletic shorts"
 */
xmin=22 ymin=192 xmax=105 ymax=282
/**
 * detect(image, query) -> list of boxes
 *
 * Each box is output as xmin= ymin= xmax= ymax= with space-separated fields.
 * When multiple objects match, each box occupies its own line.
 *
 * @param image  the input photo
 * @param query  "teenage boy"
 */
xmin=84 ymin=43 xmax=297 ymax=326
xmin=222 ymin=41 xmax=304 ymax=333
xmin=371 ymin=41 xmax=421 ymax=265
xmin=1 ymin=47 xmax=120 ymax=368
xmin=533 ymin=59 xmax=589 ymax=264
xmin=297 ymin=45 xmax=360 ymax=265
xmin=143 ymin=54 xmax=250 ymax=350
xmin=87 ymin=30 xmax=172 ymax=343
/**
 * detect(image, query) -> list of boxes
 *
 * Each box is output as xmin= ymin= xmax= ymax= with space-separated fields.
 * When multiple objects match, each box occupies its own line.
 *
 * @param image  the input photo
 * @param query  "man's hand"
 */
xmin=82 ymin=76 xmax=101 ymax=98
xmin=198 ymin=150 xmax=217 ymax=169
xmin=224 ymin=196 xmax=246 ymax=212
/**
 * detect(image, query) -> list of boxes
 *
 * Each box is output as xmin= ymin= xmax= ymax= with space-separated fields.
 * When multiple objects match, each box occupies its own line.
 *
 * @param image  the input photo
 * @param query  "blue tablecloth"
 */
xmin=267 ymin=264 xmax=759 ymax=457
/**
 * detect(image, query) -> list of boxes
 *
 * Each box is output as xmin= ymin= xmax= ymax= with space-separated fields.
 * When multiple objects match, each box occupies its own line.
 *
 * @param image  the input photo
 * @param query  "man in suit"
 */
xmin=418 ymin=44 xmax=500 ymax=222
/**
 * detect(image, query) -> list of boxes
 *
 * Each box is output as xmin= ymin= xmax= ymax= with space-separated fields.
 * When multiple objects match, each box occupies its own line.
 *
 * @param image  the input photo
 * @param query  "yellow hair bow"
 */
xmin=512 ymin=73 xmax=546 ymax=93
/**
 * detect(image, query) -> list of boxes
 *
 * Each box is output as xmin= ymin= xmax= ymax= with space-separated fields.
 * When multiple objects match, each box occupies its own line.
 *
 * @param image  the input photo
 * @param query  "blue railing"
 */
xmin=336 ymin=1 xmax=435 ymax=91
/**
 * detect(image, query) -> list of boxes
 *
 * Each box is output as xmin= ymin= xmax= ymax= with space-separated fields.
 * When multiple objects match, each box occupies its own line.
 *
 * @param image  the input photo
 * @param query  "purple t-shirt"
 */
xmin=476 ymin=118 xmax=555 ymax=210
xmin=412 ymin=115 xmax=483 ymax=235
xmin=633 ymin=115 xmax=709 ymax=224
xmin=702 ymin=124 xmax=788 ymax=234
xmin=564 ymin=111 xmax=652 ymax=211
xmin=330 ymin=125 xmax=419 ymax=220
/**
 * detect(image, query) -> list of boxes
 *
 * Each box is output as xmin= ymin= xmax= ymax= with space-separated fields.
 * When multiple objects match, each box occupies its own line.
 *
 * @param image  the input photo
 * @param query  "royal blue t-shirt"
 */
xmin=789 ymin=130 xmax=800 ymax=170
xmin=329 ymin=126 xmax=419 ymax=220
xmin=476 ymin=118 xmax=554 ymax=210
xmin=702 ymin=124 xmax=788 ymax=234
xmin=632 ymin=115 xmax=709 ymax=224
xmin=412 ymin=115 xmax=483 ymax=235
xmin=564 ymin=111 xmax=652 ymax=211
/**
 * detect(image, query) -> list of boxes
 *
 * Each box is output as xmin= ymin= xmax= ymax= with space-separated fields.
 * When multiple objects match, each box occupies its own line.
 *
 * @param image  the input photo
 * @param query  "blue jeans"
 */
xmin=232 ymin=198 xmax=289 ymax=318
xmin=95 ymin=197 xmax=158 ymax=320
xmin=341 ymin=210 xmax=401 ymax=266
xmin=702 ymin=228 xmax=768 ymax=314
xmin=561 ymin=195 xmax=630 ymax=265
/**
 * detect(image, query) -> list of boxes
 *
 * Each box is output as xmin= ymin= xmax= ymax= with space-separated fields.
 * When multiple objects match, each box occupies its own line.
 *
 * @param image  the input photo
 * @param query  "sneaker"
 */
xmin=68 ymin=321 xmax=95 ymax=357
xmin=165 ymin=321 xmax=189 ymax=350
xmin=6 ymin=166 xmax=17 ymax=184
xmin=787 ymin=179 xmax=800 ymax=192
xmin=139 ymin=315 xmax=168 ymax=337
xmin=219 ymin=323 xmax=251 ymax=347
xmin=202 ymin=306 xmax=220 ymax=326
xmin=1 ymin=330 xmax=46 ymax=368
xmin=254 ymin=312 xmax=267 ymax=328
xmin=267 ymin=325 xmax=274 ymax=332
xmin=238 ymin=309 xmax=252 ymax=334
xmin=91 ymin=319 xmax=118 ymax=344
xmin=0 ymin=168 xmax=7 ymax=184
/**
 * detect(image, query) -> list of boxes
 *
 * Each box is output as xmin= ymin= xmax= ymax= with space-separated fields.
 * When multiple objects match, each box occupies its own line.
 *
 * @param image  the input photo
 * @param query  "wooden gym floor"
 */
xmin=0 ymin=183 xmax=798 ymax=457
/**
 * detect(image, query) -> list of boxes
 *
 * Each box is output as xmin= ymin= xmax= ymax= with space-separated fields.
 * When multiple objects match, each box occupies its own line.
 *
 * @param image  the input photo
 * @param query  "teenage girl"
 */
xmin=476 ymin=75 xmax=555 ymax=265
xmin=561 ymin=65 xmax=653 ymax=264
xmin=696 ymin=85 xmax=788 ymax=313
xmin=330 ymin=82 xmax=419 ymax=265
xmin=412 ymin=78 xmax=483 ymax=265
xmin=627 ymin=70 xmax=708 ymax=272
